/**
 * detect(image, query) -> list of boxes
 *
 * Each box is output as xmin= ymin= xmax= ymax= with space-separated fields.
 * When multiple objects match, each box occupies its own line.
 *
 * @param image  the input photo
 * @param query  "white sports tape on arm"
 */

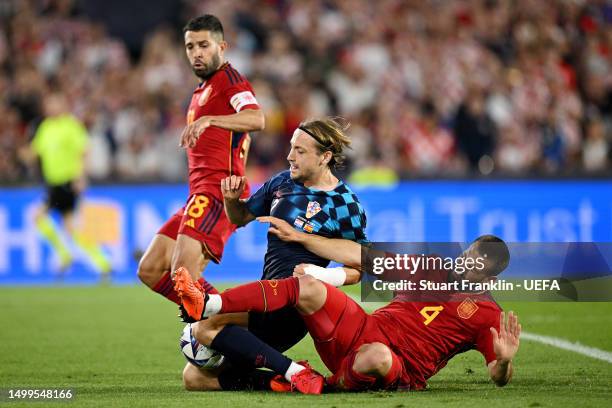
xmin=303 ymin=265 xmax=346 ymax=287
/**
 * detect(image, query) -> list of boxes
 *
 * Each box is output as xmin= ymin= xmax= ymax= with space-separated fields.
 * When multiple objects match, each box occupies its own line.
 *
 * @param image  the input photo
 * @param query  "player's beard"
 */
xmin=192 ymin=54 xmax=221 ymax=80
xmin=289 ymin=165 xmax=311 ymax=183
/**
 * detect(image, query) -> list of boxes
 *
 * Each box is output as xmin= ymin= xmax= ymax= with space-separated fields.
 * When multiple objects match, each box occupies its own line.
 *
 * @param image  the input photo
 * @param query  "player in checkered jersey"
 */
xmin=176 ymin=117 xmax=368 ymax=394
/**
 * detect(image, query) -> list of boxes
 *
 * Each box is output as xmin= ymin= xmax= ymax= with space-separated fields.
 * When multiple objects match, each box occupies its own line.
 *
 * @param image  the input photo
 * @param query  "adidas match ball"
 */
xmin=179 ymin=323 xmax=225 ymax=369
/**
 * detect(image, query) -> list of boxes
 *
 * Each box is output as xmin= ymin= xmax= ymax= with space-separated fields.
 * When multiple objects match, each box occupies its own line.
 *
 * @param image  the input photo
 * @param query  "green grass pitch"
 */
xmin=1 ymin=284 xmax=611 ymax=407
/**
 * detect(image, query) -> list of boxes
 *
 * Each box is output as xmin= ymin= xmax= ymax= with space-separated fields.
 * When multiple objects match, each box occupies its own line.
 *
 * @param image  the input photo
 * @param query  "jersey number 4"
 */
xmin=420 ymin=306 xmax=444 ymax=326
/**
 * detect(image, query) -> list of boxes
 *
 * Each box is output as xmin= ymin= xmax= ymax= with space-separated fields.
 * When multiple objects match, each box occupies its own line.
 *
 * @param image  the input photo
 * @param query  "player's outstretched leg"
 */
xmin=175 ymin=270 xmax=327 ymax=394
xmin=175 ymin=269 xmax=328 ymax=320
xmin=327 ymin=342 xmax=402 ymax=391
xmin=174 ymin=268 xmax=303 ymax=321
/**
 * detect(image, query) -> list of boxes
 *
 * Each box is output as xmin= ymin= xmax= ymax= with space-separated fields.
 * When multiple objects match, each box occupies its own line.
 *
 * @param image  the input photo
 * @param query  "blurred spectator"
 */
xmin=582 ymin=116 xmax=610 ymax=172
xmin=539 ymin=101 xmax=567 ymax=172
xmin=0 ymin=0 xmax=611 ymax=185
xmin=402 ymin=100 xmax=457 ymax=175
xmin=453 ymin=88 xmax=496 ymax=172
xmin=496 ymin=123 xmax=539 ymax=173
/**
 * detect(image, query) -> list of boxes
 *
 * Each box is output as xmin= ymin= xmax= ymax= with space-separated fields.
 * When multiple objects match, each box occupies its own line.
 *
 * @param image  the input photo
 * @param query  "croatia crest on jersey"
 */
xmin=306 ymin=201 xmax=321 ymax=219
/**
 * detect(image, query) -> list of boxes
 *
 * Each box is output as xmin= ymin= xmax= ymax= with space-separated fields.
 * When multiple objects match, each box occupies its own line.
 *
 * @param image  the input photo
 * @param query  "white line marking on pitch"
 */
xmin=350 ymin=294 xmax=612 ymax=364
xmin=521 ymin=332 xmax=612 ymax=364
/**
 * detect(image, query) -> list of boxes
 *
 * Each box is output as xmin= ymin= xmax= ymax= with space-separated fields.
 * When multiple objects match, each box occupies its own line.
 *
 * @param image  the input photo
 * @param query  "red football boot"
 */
xmin=290 ymin=361 xmax=325 ymax=395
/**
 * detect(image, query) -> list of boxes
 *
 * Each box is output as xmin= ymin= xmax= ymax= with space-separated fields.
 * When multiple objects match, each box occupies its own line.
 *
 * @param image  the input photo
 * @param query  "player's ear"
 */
xmin=218 ymin=40 xmax=228 ymax=52
xmin=488 ymin=276 xmax=497 ymax=284
xmin=321 ymin=151 xmax=332 ymax=166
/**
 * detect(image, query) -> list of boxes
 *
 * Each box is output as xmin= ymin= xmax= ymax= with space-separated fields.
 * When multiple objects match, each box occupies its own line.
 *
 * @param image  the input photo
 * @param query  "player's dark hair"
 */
xmin=183 ymin=14 xmax=224 ymax=41
xmin=298 ymin=117 xmax=351 ymax=169
xmin=474 ymin=235 xmax=510 ymax=276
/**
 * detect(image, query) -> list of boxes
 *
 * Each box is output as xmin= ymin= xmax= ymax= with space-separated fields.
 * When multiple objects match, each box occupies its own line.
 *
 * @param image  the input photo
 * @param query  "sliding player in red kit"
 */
xmin=137 ymin=15 xmax=264 ymax=304
xmin=175 ymin=217 xmax=520 ymax=393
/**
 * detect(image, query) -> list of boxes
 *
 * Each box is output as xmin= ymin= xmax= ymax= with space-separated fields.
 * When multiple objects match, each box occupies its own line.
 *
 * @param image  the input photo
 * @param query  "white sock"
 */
xmin=284 ymin=361 xmax=306 ymax=382
xmin=203 ymin=294 xmax=222 ymax=317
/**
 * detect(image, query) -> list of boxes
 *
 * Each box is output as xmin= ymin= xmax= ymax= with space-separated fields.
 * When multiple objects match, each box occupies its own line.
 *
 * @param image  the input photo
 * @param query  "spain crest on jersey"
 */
xmin=198 ymin=85 xmax=212 ymax=106
xmin=457 ymin=297 xmax=479 ymax=319
xmin=306 ymin=201 xmax=321 ymax=219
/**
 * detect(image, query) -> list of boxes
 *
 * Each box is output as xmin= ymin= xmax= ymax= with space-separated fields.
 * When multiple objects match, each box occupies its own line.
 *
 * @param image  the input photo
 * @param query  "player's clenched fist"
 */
xmin=221 ymin=175 xmax=246 ymax=200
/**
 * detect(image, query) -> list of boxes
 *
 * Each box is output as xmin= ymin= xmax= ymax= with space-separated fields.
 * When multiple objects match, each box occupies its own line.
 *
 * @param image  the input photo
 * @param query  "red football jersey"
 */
xmin=372 ymin=292 xmax=501 ymax=390
xmin=186 ymin=62 xmax=259 ymax=197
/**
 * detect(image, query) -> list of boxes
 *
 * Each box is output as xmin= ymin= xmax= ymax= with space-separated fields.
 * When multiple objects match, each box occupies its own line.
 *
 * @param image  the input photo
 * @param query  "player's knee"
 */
xmin=191 ymin=319 xmax=224 ymax=346
xmin=137 ymin=254 xmax=164 ymax=288
xmin=183 ymin=364 xmax=216 ymax=391
xmin=171 ymin=237 xmax=208 ymax=277
xmin=182 ymin=364 xmax=203 ymax=391
xmin=297 ymin=274 xmax=324 ymax=302
xmin=353 ymin=342 xmax=393 ymax=377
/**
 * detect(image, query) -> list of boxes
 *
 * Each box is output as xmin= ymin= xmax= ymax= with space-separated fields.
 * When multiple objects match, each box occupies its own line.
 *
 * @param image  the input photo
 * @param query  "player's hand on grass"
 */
xmin=293 ymin=263 xmax=311 ymax=277
xmin=491 ymin=311 xmax=521 ymax=363
xmin=180 ymin=116 xmax=212 ymax=148
xmin=257 ymin=216 xmax=303 ymax=242
xmin=221 ymin=176 xmax=246 ymax=200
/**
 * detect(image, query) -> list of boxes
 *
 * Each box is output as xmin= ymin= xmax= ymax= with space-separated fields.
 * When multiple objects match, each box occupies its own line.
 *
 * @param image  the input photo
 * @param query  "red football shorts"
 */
xmin=157 ymin=193 xmax=235 ymax=263
xmin=302 ymin=284 xmax=391 ymax=373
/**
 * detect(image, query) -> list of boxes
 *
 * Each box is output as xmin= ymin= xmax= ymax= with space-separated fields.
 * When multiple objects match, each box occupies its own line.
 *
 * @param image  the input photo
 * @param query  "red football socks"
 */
xmin=199 ymin=277 xmax=219 ymax=295
xmin=152 ymin=271 xmax=181 ymax=304
xmin=153 ymin=271 xmax=218 ymax=304
xmin=219 ymin=277 xmax=300 ymax=314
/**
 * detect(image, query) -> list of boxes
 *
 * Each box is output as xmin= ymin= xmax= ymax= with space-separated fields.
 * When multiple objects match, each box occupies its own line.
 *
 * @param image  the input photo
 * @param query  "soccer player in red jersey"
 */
xmin=175 ymin=218 xmax=520 ymax=392
xmin=137 ymin=15 xmax=264 ymax=304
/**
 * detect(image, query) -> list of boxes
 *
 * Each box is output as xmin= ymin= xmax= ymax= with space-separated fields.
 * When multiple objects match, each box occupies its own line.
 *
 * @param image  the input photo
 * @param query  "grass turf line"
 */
xmin=0 ymin=285 xmax=611 ymax=407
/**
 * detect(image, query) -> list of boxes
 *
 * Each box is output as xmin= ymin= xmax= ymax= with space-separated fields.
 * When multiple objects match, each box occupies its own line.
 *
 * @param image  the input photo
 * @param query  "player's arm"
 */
xmin=258 ymin=216 xmax=362 ymax=269
xmin=19 ymin=122 xmax=45 ymax=165
xmin=181 ymin=108 xmax=264 ymax=148
xmin=221 ymin=176 xmax=255 ymax=227
xmin=293 ymin=263 xmax=362 ymax=286
xmin=18 ymin=145 xmax=37 ymax=165
xmin=487 ymin=311 xmax=521 ymax=387
xmin=207 ymin=108 xmax=265 ymax=132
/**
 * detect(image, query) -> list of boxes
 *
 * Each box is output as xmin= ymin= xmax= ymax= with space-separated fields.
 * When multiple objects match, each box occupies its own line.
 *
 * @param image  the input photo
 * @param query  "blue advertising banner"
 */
xmin=0 ymin=180 xmax=610 ymax=284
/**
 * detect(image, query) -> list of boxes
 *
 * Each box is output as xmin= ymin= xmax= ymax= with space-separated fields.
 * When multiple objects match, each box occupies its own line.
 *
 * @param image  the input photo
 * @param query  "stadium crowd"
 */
xmin=0 ymin=0 xmax=610 ymax=184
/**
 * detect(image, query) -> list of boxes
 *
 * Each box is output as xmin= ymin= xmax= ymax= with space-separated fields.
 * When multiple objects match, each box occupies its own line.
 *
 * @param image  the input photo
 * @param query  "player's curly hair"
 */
xmin=298 ymin=117 xmax=351 ymax=169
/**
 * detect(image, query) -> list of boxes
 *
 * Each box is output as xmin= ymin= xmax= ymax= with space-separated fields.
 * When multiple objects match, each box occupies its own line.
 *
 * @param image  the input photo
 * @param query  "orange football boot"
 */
xmin=173 ymin=267 xmax=207 ymax=321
